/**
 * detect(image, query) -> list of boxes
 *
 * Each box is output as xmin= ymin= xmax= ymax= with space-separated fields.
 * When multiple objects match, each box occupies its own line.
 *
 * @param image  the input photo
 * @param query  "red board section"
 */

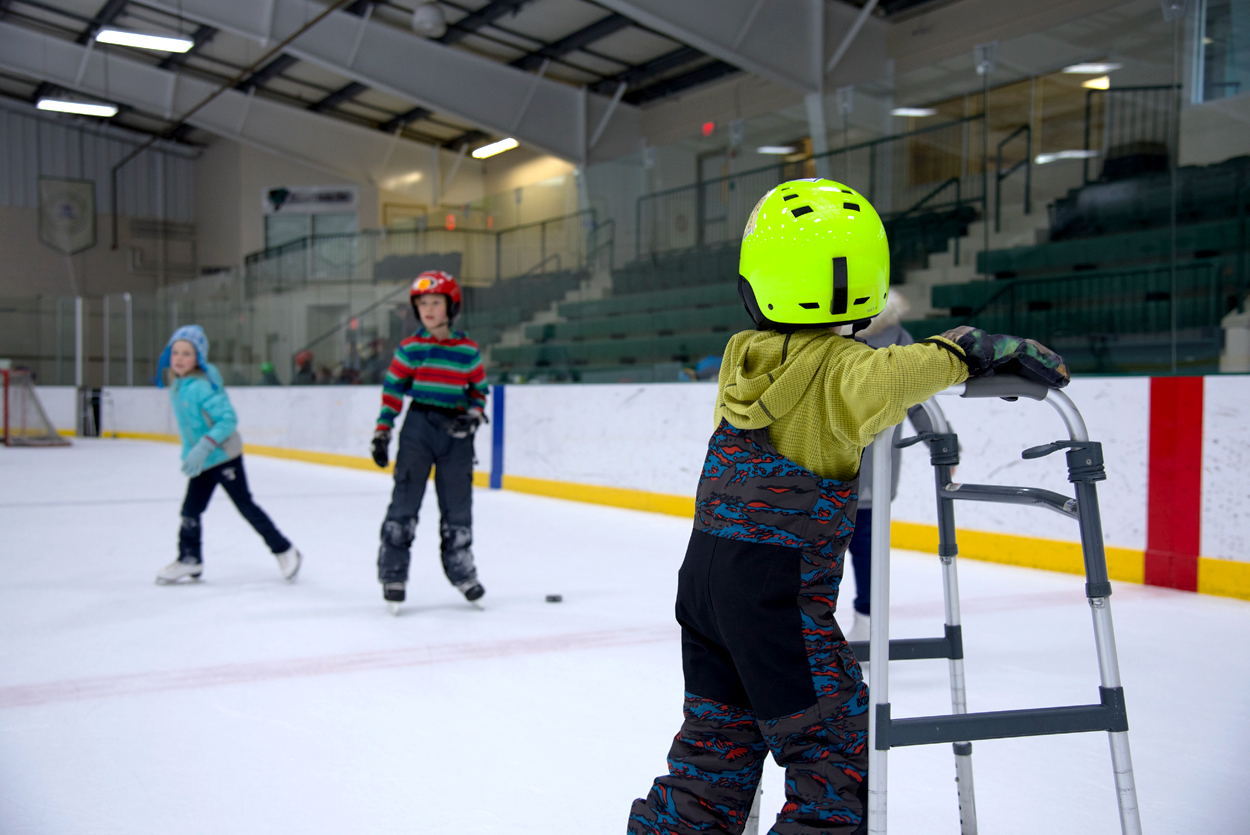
xmin=1144 ymin=377 xmax=1204 ymax=591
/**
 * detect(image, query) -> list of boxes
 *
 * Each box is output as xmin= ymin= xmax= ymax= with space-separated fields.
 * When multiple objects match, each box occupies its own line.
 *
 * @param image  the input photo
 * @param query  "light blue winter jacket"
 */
xmin=170 ymin=362 xmax=243 ymax=470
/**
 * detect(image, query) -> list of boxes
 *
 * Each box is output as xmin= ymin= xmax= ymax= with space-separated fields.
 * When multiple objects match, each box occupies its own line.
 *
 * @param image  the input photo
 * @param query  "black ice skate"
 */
xmin=458 ymin=580 xmax=485 ymax=609
xmin=383 ymin=581 xmax=405 ymax=616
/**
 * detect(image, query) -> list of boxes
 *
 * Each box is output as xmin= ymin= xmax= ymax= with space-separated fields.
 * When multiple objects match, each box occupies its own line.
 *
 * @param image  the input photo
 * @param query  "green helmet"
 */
xmin=738 ymin=178 xmax=890 ymax=330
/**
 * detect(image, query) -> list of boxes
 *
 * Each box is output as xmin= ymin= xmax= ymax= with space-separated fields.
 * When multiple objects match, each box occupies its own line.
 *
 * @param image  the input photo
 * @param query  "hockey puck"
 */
xmin=545 ymin=594 xmax=563 ymax=603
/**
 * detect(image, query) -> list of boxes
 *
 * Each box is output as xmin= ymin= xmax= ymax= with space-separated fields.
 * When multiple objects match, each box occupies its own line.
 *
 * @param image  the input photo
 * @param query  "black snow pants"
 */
xmin=629 ymin=421 xmax=868 ymax=835
xmin=179 ymin=456 xmax=291 ymax=562
xmin=377 ymin=406 xmax=477 ymax=588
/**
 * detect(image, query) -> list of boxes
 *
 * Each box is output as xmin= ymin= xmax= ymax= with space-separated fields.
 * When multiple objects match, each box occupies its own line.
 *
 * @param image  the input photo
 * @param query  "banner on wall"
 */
xmin=263 ymin=185 xmax=359 ymax=215
xmin=38 ymin=178 xmax=96 ymax=255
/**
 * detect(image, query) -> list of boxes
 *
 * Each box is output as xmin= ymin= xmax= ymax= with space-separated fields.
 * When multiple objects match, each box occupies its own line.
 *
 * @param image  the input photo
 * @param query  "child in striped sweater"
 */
xmin=370 ymin=271 xmax=488 ymax=613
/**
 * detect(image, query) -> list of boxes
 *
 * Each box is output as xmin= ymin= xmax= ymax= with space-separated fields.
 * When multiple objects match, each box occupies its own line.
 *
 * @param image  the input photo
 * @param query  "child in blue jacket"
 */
xmin=154 ymin=325 xmax=301 ymax=584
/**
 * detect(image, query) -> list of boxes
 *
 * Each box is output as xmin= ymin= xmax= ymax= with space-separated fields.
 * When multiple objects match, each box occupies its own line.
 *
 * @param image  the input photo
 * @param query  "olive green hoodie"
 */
xmin=715 ymin=328 xmax=968 ymax=480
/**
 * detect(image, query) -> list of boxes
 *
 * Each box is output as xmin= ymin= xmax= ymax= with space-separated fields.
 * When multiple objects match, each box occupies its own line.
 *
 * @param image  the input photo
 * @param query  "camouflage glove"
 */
xmin=937 ymin=326 xmax=1070 ymax=388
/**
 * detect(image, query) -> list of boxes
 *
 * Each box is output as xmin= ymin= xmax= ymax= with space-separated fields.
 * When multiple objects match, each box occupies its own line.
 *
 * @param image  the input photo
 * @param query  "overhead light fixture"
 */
xmin=1035 ymin=149 xmax=1099 ymax=165
xmin=1063 ymin=62 xmax=1122 ymax=74
xmin=36 ymin=97 xmax=118 ymax=118
xmin=1082 ymin=76 xmax=1111 ymax=90
xmin=756 ymin=145 xmax=797 ymax=155
xmin=472 ymin=137 xmax=519 ymax=159
xmin=95 ymin=28 xmax=194 ymax=53
xmin=892 ymin=107 xmax=937 ymax=117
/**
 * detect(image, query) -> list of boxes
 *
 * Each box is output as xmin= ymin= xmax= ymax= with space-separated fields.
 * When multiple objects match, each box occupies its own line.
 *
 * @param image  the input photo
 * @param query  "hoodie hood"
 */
xmin=719 ymin=328 xmax=844 ymax=429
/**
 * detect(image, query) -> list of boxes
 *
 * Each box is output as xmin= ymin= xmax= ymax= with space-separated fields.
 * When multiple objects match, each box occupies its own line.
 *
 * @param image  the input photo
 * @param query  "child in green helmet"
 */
xmin=628 ymin=179 xmax=1069 ymax=835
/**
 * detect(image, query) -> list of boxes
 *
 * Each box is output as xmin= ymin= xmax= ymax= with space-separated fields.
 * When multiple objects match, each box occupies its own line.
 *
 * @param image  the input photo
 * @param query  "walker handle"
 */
xmin=960 ymin=374 xmax=1050 ymax=402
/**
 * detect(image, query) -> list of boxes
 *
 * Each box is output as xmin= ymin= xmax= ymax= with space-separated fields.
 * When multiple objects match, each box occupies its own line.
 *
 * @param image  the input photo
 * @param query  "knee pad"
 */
xmin=439 ymin=523 xmax=472 ymax=553
xmin=381 ymin=518 xmax=416 ymax=548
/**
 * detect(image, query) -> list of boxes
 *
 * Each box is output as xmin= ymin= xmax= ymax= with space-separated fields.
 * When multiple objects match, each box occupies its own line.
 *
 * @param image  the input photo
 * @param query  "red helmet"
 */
xmin=409 ymin=270 xmax=462 ymax=319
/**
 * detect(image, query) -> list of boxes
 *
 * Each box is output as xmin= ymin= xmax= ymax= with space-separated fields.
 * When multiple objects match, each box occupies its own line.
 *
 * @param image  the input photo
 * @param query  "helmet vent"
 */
xmin=831 ymin=256 xmax=849 ymax=315
xmin=783 ymin=194 xmax=799 ymax=201
xmin=854 ymin=296 xmax=870 ymax=305
xmin=791 ymin=206 xmax=813 ymax=218
xmin=799 ymin=302 xmax=820 ymax=309
xmin=843 ymin=202 xmax=861 ymax=211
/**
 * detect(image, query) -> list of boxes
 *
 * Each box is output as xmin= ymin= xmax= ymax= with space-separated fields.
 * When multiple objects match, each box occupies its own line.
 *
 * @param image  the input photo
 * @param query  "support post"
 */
xmin=102 ymin=295 xmax=110 ymax=388
xmin=74 ymin=296 xmax=84 ymax=389
xmin=124 ymin=292 xmax=133 ymax=386
xmin=805 ymin=92 xmax=831 ymax=180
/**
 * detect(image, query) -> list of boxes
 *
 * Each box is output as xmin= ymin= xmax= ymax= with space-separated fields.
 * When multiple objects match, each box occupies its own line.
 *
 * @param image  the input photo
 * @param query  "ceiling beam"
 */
xmin=438 ymin=0 xmax=533 ymax=47
xmin=75 ymin=0 xmax=127 ymax=45
xmin=138 ymin=0 xmax=641 ymax=163
xmin=379 ymin=104 xmax=432 ymax=133
xmin=627 ymin=60 xmax=740 ymax=105
xmin=587 ymin=45 xmax=702 ymax=96
xmin=158 ymin=23 xmax=217 ymax=70
xmin=510 ymin=13 xmax=632 ymax=72
xmin=308 ymin=80 xmax=368 ymax=112
xmin=591 ymin=0 xmax=889 ymax=95
xmin=0 ymin=20 xmax=459 ymax=199
xmin=235 ymin=52 xmax=299 ymax=92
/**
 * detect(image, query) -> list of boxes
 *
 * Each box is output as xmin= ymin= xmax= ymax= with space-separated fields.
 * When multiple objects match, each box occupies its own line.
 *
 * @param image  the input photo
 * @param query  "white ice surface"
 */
xmin=1 ymin=439 xmax=1248 ymax=834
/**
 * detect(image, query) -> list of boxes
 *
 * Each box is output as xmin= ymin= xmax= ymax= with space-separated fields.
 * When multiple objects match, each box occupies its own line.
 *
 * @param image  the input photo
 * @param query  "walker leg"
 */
xmin=743 ymin=783 xmax=762 ymax=835
xmin=867 ymin=428 xmax=895 ymax=834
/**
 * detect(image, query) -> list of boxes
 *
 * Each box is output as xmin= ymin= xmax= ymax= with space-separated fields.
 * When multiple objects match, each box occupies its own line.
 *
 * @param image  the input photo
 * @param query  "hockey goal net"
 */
xmin=2 ymin=369 xmax=70 ymax=446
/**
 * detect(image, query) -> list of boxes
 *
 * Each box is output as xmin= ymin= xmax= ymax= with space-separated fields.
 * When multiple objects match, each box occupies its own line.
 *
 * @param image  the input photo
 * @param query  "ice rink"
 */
xmin=2 ymin=438 xmax=1248 ymax=834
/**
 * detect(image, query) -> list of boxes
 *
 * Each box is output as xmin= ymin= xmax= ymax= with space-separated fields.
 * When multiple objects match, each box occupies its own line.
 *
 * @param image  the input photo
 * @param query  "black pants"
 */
xmin=377 ymin=407 xmax=477 ymax=587
xmin=847 ymin=507 xmax=873 ymax=616
xmin=179 ymin=456 xmax=291 ymax=562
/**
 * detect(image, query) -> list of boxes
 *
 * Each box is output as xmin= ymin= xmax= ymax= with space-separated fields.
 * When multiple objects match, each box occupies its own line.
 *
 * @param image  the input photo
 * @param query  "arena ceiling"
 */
xmin=0 ymin=0 xmax=954 ymax=162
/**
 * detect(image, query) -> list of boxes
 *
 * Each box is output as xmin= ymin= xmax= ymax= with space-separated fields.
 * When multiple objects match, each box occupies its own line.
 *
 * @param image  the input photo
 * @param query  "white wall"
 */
xmin=99 ymin=385 xmax=492 ymax=474
xmin=72 ymin=375 xmax=1250 ymax=564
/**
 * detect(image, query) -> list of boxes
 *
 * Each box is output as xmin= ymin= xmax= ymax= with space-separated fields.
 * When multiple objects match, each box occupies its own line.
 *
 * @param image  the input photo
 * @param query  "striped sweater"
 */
xmin=376 ymin=328 xmax=487 ymax=431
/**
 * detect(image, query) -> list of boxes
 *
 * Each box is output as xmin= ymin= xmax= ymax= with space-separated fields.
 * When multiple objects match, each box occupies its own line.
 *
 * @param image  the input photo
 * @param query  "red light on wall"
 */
xmin=487 ymin=215 xmax=494 ymax=230
xmin=702 ymin=121 xmax=715 ymax=137
xmin=349 ymin=317 xmax=359 ymax=331
xmin=445 ymin=214 xmax=456 ymax=231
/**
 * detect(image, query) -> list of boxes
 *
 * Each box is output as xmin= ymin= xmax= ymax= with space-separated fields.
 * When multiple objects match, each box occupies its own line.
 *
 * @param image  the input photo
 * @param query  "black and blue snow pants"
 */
xmin=377 ymin=406 xmax=478 ymax=588
xmin=179 ymin=456 xmax=291 ymax=561
xmin=629 ymin=421 xmax=868 ymax=835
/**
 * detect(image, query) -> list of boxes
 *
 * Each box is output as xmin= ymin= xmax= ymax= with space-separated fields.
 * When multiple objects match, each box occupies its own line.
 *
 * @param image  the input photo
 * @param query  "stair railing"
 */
xmin=994 ymin=124 xmax=1032 ymax=233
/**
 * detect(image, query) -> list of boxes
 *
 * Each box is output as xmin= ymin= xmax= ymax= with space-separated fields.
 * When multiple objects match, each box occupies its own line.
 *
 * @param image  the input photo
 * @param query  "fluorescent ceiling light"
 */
xmin=892 ymin=107 xmax=937 ymax=117
xmin=1035 ymin=149 xmax=1099 ymax=165
xmin=471 ymin=137 xmax=518 ymax=159
xmin=756 ymin=145 xmax=797 ymax=155
xmin=1082 ymin=76 xmax=1111 ymax=90
xmin=36 ymin=98 xmax=118 ymax=118
xmin=1063 ymin=62 xmax=1122 ymax=74
xmin=95 ymin=28 xmax=194 ymax=52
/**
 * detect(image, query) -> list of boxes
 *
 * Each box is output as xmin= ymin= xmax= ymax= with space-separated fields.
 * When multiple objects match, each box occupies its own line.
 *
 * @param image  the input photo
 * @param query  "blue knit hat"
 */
xmin=156 ymin=325 xmax=213 ymax=388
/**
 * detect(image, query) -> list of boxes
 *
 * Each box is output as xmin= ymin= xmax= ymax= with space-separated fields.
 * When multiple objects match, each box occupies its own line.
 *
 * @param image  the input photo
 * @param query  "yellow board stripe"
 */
xmin=104 ymin=432 xmax=1250 ymax=601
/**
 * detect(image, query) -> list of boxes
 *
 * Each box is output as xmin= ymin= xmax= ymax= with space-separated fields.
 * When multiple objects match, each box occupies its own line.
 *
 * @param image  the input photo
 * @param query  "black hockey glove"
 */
xmin=932 ymin=326 xmax=1070 ymax=388
xmin=371 ymin=429 xmax=391 ymax=468
xmin=448 ymin=408 xmax=486 ymax=439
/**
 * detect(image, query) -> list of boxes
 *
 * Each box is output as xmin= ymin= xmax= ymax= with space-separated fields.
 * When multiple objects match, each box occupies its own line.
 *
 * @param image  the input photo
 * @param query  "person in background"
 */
xmin=153 ymin=325 xmax=302 ymax=585
xmin=259 ymin=362 xmax=281 ymax=386
xmin=361 ymin=337 xmax=391 ymax=384
xmin=292 ymin=350 xmax=316 ymax=385
xmin=370 ymin=271 xmax=488 ymax=615
xmin=839 ymin=289 xmax=935 ymax=643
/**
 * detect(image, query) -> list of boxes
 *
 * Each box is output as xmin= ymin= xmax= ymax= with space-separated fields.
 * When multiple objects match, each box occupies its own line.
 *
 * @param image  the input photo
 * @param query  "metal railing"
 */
xmin=242 ymin=210 xmax=604 ymax=297
xmin=637 ymin=116 xmax=989 ymax=257
xmin=1083 ymin=85 xmax=1180 ymax=184
xmin=995 ymin=124 xmax=1031 ymax=232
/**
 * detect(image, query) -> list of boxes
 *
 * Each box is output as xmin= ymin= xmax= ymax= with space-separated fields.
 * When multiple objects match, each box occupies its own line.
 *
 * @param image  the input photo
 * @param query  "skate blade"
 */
xmin=469 ymin=601 xmax=485 ymax=611
xmin=155 ymin=574 xmax=201 ymax=585
xmin=386 ymin=601 xmax=401 ymax=616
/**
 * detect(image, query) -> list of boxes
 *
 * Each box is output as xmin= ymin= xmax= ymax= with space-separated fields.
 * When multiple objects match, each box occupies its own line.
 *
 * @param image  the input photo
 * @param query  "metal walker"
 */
xmin=858 ymin=375 xmax=1142 ymax=834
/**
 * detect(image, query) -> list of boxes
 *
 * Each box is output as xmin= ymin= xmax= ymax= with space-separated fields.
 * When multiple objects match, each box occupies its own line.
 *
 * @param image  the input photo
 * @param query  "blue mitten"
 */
xmin=181 ymin=438 xmax=215 ymax=477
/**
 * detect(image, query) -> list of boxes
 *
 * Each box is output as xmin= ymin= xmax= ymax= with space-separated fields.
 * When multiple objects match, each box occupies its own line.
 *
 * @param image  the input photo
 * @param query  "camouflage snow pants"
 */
xmin=629 ymin=421 xmax=869 ymax=835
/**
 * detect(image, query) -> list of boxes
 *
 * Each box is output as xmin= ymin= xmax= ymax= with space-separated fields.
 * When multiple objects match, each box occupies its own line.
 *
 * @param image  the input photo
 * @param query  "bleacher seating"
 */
xmin=458 ymin=268 xmax=588 ymax=348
